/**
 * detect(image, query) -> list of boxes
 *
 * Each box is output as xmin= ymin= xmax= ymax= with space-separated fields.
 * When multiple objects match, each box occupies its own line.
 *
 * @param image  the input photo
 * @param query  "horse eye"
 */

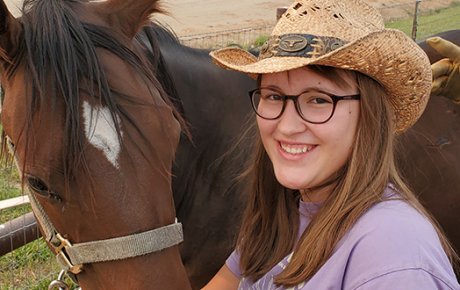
xmin=26 ymin=175 xmax=62 ymax=202
xmin=27 ymin=175 xmax=49 ymax=193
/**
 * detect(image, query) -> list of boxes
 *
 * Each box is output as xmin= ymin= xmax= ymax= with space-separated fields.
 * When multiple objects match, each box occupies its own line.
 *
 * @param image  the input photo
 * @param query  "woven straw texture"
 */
xmin=210 ymin=0 xmax=432 ymax=133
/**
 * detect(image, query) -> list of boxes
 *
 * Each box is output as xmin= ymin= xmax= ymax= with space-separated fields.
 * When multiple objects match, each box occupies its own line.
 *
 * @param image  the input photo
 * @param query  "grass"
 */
xmin=0 ymin=164 xmax=21 ymax=200
xmin=0 ymin=238 xmax=79 ymax=289
xmin=0 ymin=239 xmax=56 ymax=290
xmin=385 ymin=1 xmax=460 ymax=41
xmin=0 ymin=2 xmax=459 ymax=289
xmin=253 ymin=35 xmax=269 ymax=47
xmin=246 ymin=2 xmax=460 ymax=49
xmin=0 ymin=164 xmax=27 ymax=225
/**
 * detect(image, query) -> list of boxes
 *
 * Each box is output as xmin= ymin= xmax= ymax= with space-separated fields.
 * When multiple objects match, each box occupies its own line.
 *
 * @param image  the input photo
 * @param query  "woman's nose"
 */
xmin=277 ymin=100 xmax=307 ymax=134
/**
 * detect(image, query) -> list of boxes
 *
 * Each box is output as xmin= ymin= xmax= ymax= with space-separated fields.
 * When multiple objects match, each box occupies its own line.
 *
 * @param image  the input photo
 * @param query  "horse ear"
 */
xmin=99 ymin=0 xmax=163 ymax=39
xmin=0 ymin=1 xmax=22 ymax=62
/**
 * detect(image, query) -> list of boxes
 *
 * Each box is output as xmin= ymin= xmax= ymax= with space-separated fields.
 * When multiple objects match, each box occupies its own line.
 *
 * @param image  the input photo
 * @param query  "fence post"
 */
xmin=277 ymin=7 xmax=288 ymax=21
xmin=411 ymin=0 xmax=422 ymax=41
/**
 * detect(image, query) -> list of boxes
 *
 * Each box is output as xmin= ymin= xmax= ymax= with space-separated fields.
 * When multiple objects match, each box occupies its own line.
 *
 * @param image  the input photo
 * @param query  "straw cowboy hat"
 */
xmin=210 ymin=0 xmax=432 ymax=133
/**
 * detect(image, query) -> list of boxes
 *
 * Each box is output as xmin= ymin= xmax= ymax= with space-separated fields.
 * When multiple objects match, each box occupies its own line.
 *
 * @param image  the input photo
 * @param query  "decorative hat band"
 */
xmin=259 ymin=34 xmax=348 ymax=60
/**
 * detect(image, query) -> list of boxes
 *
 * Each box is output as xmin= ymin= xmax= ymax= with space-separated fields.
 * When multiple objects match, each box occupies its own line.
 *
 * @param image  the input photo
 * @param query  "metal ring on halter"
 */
xmin=48 ymin=270 xmax=70 ymax=290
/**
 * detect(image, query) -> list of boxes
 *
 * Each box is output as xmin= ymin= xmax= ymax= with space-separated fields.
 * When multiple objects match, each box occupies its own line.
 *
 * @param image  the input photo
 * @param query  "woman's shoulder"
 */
xmin=340 ymin=193 xmax=458 ymax=289
xmin=356 ymin=195 xmax=433 ymax=237
xmin=351 ymin=185 xmax=436 ymax=239
xmin=347 ymin=195 xmax=446 ymax=263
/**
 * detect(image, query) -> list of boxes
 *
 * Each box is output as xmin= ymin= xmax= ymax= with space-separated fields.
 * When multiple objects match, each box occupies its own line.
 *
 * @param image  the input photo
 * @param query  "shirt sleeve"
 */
xmin=225 ymin=250 xmax=243 ymax=279
xmin=353 ymin=268 xmax=458 ymax=290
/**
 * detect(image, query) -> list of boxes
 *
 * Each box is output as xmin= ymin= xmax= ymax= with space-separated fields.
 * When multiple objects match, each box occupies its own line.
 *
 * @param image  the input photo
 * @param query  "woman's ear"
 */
xmin=95 ymin=0 xmax=163 ymax=39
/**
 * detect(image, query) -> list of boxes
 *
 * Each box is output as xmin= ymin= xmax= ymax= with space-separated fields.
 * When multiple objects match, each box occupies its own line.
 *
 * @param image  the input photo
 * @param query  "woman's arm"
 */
xmin=201 ymin=265 xmax=240 ymax=290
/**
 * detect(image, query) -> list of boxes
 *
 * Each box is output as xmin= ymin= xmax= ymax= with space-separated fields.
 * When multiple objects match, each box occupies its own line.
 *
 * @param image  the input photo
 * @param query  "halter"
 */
xmin=5 ymin=136 xmax=183 ymax=279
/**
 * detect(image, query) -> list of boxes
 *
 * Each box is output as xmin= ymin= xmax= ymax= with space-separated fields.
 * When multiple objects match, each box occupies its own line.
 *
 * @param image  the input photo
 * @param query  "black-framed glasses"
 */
xmin=248 ymin=88 xmax=360 ymax=124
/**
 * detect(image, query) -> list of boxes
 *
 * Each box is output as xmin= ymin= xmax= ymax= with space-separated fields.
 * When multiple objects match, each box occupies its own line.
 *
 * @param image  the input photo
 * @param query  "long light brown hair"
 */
xmin=236 ymin=66 xmax=459 ymax=287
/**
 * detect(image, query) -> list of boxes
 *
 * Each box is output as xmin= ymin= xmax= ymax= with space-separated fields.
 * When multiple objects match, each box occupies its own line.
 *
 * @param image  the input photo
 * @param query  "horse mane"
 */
xmin=138 ymin=22 xmax=195 ymax=137
xmin=5 ymin=0 xmax=183 ymax=191
xmin=138 ymin=22 xmax=186 ymax=119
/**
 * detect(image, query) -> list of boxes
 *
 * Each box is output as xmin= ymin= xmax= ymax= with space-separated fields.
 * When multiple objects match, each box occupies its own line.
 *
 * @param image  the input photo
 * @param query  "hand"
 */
xmin=426 ymin=37 xmax=460 ymax=103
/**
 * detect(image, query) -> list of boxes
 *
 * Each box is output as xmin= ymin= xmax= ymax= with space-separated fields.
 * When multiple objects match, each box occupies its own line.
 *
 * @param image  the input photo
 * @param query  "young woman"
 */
xmin=204 ymin=0 xmax=460 ymax=289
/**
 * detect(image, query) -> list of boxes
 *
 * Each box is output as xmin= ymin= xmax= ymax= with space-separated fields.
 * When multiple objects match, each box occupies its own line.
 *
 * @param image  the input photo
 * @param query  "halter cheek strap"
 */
xmin=6 ymin=136 xmax=184 ymax=275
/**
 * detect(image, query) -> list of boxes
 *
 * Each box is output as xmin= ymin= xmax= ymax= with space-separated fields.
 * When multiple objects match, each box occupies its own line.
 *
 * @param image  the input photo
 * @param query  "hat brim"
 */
xmin=210 ymin=29 xmax=432 ymax=133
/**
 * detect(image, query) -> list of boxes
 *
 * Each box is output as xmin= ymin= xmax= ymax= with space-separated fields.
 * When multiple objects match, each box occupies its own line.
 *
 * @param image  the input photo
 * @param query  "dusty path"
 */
xmin=4 ymin=0 xmax=456 ymax=36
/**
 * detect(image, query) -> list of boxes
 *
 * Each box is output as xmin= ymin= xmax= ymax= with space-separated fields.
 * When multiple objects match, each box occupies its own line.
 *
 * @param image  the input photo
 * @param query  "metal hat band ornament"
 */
xmin=259 ymin=34 xmax=348 ymax=60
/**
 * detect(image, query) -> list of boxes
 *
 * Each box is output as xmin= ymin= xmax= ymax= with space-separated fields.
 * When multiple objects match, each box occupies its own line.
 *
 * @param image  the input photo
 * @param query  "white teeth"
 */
xmin=281 ymin=144 xmax=313 ymax=154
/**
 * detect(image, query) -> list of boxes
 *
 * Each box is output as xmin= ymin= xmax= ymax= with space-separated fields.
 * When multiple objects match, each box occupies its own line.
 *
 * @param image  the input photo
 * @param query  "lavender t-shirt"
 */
xmin=226 ymin=187 xmax=460 ymax=289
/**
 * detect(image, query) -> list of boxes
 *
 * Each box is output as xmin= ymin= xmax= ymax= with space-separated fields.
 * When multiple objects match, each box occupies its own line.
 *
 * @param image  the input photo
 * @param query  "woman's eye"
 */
xmin=304 ymin=93 xmax=332 ymax=104
xmin=264 ymin=94 xmax=283 ymax=101
xmin=310 ymin=97 xmax=331 ymax=104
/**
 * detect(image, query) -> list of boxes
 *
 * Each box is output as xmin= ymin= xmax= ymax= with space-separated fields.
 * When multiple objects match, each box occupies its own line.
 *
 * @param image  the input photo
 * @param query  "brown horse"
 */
xmin=397 ymin=30 xmax=460 ymax=276
xmin=0 ymin=0 xmax=191 ymax=289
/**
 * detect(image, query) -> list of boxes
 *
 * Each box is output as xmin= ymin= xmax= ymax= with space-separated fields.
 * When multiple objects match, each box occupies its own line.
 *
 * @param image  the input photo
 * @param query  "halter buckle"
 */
xmin=54 ymin=233 xmax=83 ymax=274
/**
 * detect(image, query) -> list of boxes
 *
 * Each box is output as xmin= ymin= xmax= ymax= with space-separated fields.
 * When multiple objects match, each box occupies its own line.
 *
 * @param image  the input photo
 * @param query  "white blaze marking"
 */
xmin=83 ymin=101 xmax=122 ymax=168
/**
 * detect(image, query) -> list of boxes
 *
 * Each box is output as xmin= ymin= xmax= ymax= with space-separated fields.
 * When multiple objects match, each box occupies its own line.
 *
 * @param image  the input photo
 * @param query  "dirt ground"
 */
xmin=4 ymin=0 xmax=456 ymax=36
xmin=155 ymin=0 xmax=456 ymax=36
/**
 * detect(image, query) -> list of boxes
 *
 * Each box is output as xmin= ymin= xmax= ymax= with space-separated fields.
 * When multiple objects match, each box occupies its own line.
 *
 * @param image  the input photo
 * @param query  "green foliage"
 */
xmin=0 ymin=239 xmax=56 ymax=290
xmin=3 ymin=239 xmax=51 ymax=269
xmin=0 ymin=165 xmax=21 ymax=199
xmin=0 ymin=164 xmax=27 ymax=224
xmin=253 ymin=35 xmax=269 ymax=47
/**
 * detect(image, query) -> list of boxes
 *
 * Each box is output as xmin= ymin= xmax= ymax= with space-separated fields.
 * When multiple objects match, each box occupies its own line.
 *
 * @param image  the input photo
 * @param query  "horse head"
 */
xmin=0 ymin=0 xmax=191 ymax=289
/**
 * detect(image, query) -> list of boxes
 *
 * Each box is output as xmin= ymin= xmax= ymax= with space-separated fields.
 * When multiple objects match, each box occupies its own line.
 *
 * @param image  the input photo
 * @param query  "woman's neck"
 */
xmin=300 ymin=183 xmax=336 ymax=203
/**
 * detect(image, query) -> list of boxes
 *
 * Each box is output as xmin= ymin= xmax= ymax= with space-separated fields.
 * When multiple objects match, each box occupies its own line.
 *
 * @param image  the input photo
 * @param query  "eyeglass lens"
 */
xmin=251 ymin=88 xmax=335 ymax=123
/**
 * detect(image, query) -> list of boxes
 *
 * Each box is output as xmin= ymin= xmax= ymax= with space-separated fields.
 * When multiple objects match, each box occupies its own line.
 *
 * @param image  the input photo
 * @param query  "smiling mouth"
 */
xmin=280 ymin=143 xmax=316 ymax=154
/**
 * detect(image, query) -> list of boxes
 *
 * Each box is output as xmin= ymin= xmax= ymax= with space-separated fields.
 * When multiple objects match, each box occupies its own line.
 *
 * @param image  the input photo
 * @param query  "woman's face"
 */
xmin=257 ymin=66 xmax=360 ymax=200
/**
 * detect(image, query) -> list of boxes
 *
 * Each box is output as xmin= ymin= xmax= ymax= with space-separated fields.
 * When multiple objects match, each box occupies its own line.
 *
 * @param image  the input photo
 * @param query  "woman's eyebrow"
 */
xmin=260 ymin=85 xmax=337 ymax=95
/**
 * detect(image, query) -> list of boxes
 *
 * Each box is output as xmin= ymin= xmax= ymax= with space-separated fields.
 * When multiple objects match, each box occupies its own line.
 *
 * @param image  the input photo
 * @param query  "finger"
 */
xmin=431 ymin=58 xmax=452 ymax=79
xmin=426 ymin=37 xmax=460 ymax=61
xmin=431 ymin=75 xmax=448 ymax=95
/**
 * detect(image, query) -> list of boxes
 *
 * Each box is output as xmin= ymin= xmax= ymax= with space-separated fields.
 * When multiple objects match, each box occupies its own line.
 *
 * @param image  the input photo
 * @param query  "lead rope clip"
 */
xmin=48 ymin=270 xmax=70 ymax=290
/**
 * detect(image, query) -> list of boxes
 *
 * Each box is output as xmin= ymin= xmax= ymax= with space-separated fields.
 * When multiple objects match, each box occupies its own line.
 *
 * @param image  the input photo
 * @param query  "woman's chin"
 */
xmin=275 ymin=172 xmax=313 ymax=191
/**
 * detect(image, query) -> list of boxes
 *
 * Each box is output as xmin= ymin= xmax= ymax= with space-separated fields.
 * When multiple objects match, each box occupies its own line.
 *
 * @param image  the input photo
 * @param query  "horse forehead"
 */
xmin=82 ymin=101 xmax=122 ymax=169
xmin=95 ymin=50 xmax=168 ymax=109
